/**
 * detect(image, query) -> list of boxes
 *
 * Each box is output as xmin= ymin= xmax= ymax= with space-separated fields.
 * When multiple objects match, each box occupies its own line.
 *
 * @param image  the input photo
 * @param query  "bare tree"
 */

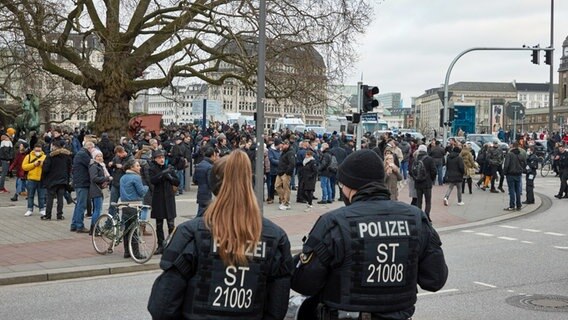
xmin=0 ymin=0 xmax=372 ymax=138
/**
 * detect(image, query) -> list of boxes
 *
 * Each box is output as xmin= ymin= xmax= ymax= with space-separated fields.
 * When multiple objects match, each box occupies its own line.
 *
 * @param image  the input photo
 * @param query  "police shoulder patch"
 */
xmin=299 ymin=252 xmax=313 ymax=264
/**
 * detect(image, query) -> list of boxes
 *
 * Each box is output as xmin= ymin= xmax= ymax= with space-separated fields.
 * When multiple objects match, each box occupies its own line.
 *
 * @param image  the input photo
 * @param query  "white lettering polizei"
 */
xmin=358 ymin=221 xmax=410 ymax=238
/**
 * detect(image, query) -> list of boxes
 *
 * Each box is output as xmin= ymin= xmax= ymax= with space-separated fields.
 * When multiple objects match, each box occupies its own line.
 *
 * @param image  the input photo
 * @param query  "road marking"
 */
xmin=475 ymin=233 xmax=494 ymax=237
xmin=499 ymin=225 xmax=519 ymax=229
xmin=553 ymin=246 xmax=568 ymax=250
xmin=507 ymin=290 xmax=515 ymax=293
xmin=522 ymin=229 xmax=541 ymax=233
xmin=461 ymin=230 xmax=475 ymax=233
xmin=544 ymin=232 xmax=565 ymax=237
xmin=498 ymin=236 xmax=517 ymax=241
xmin=474 ymin=281 xmax=497 ymax=288
xmin=417 ymin=289 xmax=459 ymax=297
xmin=521 ymin=241 xmax=534 ymax=244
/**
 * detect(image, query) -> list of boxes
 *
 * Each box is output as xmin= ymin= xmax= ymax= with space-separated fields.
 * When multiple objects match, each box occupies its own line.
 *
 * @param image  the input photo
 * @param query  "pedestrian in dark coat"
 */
xmin=193 ymin=147 xmax=217 ymax=217
xmin=41 ymin=141 xmax=72 ymax=220
xmin=443 ymin=147 xmax=465 ymax=206
xmin=149 ymin=149 xmax=180 ymax=254
xmin=300 ymin=150 xmax=318 ymax=207
xmin=412 ymin=144 xmax=437 ymax=220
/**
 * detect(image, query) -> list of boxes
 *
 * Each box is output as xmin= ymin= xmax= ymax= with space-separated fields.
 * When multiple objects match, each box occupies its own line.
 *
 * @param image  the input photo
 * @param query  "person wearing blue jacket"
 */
xmin=192 ymin=146 xmax=218 ymax=217
xmin=120 ymin=159 xmax=149 ymax=259
xmin=267 ymin=138 xmax=282 ymax=204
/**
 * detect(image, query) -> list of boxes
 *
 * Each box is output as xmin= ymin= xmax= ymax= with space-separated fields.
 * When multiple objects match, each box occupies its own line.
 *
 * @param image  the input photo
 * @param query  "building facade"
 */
xmin=207 ymin=38 xmax=327 ymax=131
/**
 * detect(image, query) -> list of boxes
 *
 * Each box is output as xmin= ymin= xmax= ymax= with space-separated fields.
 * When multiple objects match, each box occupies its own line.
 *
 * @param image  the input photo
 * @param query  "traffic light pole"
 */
xmin=548 ymin=0 xmax=554 ymax=134
xmin=442 ymin=46 xmax=553 ymax=147
xmin=356 ymin=81 xmax=363 ymax=150
xmin=254 ymin=0 xmax=266 ymax=213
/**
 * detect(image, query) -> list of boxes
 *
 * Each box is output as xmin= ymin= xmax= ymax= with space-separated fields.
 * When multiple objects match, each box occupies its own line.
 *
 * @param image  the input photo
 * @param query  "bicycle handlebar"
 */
xmin=110 ymin=202 xmax=151 ymax=209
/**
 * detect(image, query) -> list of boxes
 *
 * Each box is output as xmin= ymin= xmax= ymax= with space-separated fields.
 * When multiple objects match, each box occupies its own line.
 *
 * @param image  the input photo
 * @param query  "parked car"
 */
xmin=466 ymin=134 xmax=509 ymax=153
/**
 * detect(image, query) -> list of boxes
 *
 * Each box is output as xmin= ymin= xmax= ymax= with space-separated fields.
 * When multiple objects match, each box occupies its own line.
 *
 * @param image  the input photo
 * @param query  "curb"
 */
xmin=0 ymin=261 xmax=160 ymax=286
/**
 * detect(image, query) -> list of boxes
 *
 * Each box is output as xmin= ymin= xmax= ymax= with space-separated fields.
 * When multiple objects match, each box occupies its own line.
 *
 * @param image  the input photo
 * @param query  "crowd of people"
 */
xmin=3 ymin=120 xmax=568 ymax=319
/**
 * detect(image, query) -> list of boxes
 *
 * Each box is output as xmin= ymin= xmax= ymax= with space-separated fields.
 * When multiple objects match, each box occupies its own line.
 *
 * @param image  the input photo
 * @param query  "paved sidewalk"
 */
xmin=0 ymin=176 xmax=544 ymax=285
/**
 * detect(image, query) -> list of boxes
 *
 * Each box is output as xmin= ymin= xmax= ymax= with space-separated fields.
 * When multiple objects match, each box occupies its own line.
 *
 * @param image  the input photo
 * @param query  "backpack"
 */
xmin=329 ymin=155 xmax=339 ymax=173
xmin=411 ymin=156 xmax=428 ymax=182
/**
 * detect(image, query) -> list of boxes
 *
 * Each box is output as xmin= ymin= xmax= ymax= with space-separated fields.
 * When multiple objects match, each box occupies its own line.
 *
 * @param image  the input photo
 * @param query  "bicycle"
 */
xmin=540 ymin=154 xmax=553 ymax=177
xmin=92 ymin=202 xmax=157 ymax=264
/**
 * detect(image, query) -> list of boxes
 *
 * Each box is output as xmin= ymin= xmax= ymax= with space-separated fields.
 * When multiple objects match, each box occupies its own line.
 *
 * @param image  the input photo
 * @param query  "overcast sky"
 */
xmin=345 ymin=0 xmax=568 ymax=107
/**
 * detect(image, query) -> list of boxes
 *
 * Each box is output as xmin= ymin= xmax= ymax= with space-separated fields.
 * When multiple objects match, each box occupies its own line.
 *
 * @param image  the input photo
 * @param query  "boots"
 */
xmin=140 ymin=224 xmax=152 ymax=236
xmin=10 ymin=194 xmax=18 ymax=201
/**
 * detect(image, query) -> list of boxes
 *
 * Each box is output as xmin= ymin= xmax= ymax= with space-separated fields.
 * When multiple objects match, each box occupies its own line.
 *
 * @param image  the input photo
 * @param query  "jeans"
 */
xmin=71 ymin=187 xmax=89 ymax=230
xmin=45 ymin=185 xmax=65 ymax=218
xmin=108 ymin=185 xmax=120 ymax=217
xmin=176 ymin=169 xmax=185 ymax=193
xmin=320 ymin=176 xmax=332 ymax=201
xmin=400 ymin=160 xmax=409 ymax=180
xmin=140 ymin=207 xmax=149 ymax=221
xmin=0 ymin=160 xmax=9 ymax=189
xmin=506 ymin=175 xmax=522 ymax=209
xmin=16 ymin=178 xmax=26 ymax=194
xmin=91 ymin=196 xmax=103 ymax=226
xmin=290 ymin=168 xmax=296 ymax=188
xmin=26 ymin=180 xmax=46 ymax=211
xmin=330 ymin=175 xmax=337 ymax=200
xmin=435 ymin=163 xmax=444 ymax=185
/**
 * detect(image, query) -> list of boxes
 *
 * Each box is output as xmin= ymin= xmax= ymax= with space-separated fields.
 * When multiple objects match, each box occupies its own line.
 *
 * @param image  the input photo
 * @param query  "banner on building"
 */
xmin=490 ymin=98 xmax=505 ymax=135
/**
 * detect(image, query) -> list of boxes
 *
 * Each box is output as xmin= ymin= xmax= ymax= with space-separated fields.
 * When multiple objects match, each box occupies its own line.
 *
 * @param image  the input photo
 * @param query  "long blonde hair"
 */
xmin=204 ymin=150 xmax=261 ymax=266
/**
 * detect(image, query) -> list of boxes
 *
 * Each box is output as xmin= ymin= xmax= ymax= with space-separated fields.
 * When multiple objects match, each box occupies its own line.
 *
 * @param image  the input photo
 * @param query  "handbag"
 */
xmin=467 ymin=167 xmax=477 ymax=177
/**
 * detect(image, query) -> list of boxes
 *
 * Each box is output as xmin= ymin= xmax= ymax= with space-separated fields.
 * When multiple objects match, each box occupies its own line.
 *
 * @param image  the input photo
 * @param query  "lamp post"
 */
xmin=254 ymin=0 xmax=267 ymax=212
xmin=547 ymin=0 xmax=554 ymax=134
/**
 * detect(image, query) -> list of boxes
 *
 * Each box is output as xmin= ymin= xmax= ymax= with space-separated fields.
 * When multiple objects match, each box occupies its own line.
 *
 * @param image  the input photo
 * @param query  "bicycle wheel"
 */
xmin=128 ymin=222 xmax=157 ymax=264
xmin=541 ymin=162 xmax=551 ymax=177
xmin=92 ymin=213 xmax=118 ymax=254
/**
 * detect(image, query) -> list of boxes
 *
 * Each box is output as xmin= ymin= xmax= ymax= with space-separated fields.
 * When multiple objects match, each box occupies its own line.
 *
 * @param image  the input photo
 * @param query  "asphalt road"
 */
xmin=415 ymin=177 xmax=568 ymax=319
xmin=1 ymin=177 xmax=567 ymax=320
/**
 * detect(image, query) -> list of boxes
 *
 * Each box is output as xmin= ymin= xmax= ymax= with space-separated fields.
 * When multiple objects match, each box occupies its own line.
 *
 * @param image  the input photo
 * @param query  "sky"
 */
xmin=345 ymin=0 xmax=568 ymax=107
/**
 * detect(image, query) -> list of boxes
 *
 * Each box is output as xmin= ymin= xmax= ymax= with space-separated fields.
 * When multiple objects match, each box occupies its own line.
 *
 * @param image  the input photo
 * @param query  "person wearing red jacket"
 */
xmin=9 ymin=143 xmax=28 ymax=201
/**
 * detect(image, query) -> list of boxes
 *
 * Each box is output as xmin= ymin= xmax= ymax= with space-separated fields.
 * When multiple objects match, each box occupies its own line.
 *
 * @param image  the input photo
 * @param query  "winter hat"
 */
xmin=417 ymin=144 xmax=427 ymax=153
xmin=152 ymin=149 xmax=165 ymax=158
xmin=92 ymin=149 xmax=103 ymax=159
xmin=337 ymin=149 xmax=385 ymax=190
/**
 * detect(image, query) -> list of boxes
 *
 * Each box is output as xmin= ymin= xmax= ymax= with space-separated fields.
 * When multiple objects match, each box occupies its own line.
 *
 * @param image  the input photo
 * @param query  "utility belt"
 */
xmin=318 ymin=305 xmax=412 ymax=320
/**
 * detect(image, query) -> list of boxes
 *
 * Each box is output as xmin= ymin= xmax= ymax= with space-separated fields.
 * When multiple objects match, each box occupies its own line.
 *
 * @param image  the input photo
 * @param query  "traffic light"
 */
xmin=544 ymin=49 xmax=552 ymax=65
xmin=362 ymin=85 xmax=379 ymax=113
xmin=439 ymin=108 xmax=455 ymax=127
xmin=531 ymin=49 xmax=540 ymax=65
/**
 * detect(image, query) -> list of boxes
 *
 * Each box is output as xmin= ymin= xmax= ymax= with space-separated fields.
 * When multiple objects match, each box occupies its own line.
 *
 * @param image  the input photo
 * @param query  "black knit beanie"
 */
xmin=337 ymin=149 xmax=385 ymax=190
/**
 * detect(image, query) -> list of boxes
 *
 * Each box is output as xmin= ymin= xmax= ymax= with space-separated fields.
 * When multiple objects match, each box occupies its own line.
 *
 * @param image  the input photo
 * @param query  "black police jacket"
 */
xmin=291 ymin=182 xmax=448 ymax=319
xmin=148 ymin=217 xmax=293 ymax=320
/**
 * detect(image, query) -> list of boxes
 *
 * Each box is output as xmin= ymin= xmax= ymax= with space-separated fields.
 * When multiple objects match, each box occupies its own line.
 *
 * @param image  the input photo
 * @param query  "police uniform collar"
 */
xmin=350 ymin=182 xmax=391 ymax=203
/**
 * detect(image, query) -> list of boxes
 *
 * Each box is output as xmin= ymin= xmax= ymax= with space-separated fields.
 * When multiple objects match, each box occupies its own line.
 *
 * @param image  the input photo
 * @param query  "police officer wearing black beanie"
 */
xmin=291 ymin=149 xmax=448 ymax=320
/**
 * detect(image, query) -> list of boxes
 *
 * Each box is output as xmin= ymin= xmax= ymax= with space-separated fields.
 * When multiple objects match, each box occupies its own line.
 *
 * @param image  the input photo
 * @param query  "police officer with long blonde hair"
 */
xmin=148 ymin=150 xmax=293 ymax=319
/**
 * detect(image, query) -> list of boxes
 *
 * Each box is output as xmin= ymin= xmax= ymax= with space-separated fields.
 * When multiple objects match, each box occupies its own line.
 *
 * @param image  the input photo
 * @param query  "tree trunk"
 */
xmin=94 ymin=87 xmax=131 ymax=142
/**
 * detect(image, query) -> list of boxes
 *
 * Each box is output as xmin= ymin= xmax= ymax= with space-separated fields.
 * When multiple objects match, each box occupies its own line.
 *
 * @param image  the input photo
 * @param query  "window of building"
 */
xmin=77 ymin=112 xmax=88 ymax=121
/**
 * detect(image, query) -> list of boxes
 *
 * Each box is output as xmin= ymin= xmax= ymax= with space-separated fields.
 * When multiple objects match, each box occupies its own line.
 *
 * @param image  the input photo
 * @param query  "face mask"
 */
xmin=34 ymin=152 xmax=41 ymax=157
